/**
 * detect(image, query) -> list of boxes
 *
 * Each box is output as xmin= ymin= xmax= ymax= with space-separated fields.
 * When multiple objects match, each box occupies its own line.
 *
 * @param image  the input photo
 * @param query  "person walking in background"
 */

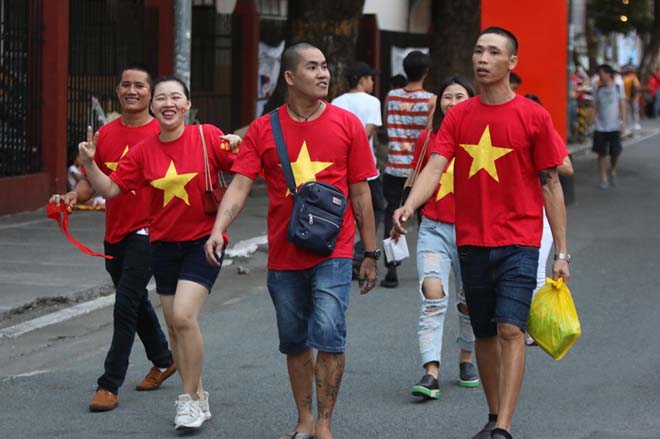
xmin=204 ymin=42 xmax=378 ymax=439
xmin=332 ymin=61 xmax=385 ymax=278
xmin=405 ymin=77 xmax=480 ymax=401
xmin=394 ymin=27 xmax=570 ymax=439
xmin=50 ymin=66 xmax=176 ymax=413
xmin=79 ymin=76 xmax=239 ymax=431
xmin=382 ymin=50 xmax=435 ymax=288
xmin=593 ymin=64 xmax=626 ymax=190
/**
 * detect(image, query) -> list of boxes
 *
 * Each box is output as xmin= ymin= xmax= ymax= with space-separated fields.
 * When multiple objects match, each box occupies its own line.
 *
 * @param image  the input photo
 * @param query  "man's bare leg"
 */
xmin=314 ymin=351 xmax=345 ymax=439
xmin=475 ymin=336 xmax=501 ymax=416
xmin=495 ymin=323 xmax=526 ymax=433
xmin=279 ymin=350 xmax=315 ymax=439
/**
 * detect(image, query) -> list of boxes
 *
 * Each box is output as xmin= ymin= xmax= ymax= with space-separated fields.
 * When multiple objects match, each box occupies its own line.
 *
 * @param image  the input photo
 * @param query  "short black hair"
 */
xmin=479 ymin=26 xmax=519 ymax=55
xmin=390 ymin=74 xmax=408 ymax=89
xmin=597 ymin=64 xmax=614 ymax=76
xmin=525 ymin=93 xmax=542 ymax=105
xmin=509 ymin=72 xmax=522 ymax=86
xmin=282 ymin=41 xmax=322 ymax=73
xmin=431 ymin=76 xmax=475 ymax=133
xmin=117 ymin=65 xmax=153 ymax=87
xmin=403 ymin=51 xmax=430 ymax=82
xmin=151 ymin=76 xmax=190 ymax=100
xmin=347 ymin=75 xmax=361 ymax=89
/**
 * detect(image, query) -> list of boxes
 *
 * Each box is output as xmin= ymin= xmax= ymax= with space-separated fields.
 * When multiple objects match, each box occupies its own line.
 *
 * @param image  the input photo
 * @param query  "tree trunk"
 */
xmin=639 ymin=0 xmax=660 ymax=82
xmin=585 ymin=9 xmax=600 ymax=74
xmin=426 ymin=0 xmax=480 ymax=94
xmin=262 ymin=0 xmax=365 ymax=114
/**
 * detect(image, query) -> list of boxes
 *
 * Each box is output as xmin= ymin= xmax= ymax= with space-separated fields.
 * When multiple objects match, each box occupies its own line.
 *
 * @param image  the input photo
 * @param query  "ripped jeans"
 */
xmin=416 ymin=216 xmax=475 ymax=367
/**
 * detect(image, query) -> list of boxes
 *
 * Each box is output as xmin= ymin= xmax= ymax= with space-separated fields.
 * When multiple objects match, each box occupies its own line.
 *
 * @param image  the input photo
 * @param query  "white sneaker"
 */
xmin=174 ymin=394 xmax=205 ymax=430
xmin=197 ymin=390 xmax=212 ymax=420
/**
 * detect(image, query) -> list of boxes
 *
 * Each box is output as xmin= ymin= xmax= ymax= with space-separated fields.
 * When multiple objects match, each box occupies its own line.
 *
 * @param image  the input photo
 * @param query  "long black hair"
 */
xmin=431 ymin=76 xmax=475 ymax=133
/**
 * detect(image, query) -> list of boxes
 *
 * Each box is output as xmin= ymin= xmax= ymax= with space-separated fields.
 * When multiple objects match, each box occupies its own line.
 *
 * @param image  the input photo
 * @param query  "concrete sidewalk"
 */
xmin=0 ymin=185 xmax=269 ymax=324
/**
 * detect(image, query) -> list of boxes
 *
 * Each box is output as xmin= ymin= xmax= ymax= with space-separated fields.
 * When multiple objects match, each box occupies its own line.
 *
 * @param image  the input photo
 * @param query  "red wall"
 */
xmin=146 ymin=0 xmax=174 ymax=76
xmin=481 ymin=1 xmax=568 ymax=140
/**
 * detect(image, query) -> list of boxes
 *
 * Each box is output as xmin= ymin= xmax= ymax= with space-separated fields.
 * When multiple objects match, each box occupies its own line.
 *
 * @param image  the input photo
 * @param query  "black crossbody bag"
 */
xmin=269 ymin=109 xmax=347 ymax=256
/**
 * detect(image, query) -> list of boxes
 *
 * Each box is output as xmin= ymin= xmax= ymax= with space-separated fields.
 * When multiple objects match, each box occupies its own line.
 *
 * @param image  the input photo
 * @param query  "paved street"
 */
xmin=1 ymin=129 xmax=659 ymax=438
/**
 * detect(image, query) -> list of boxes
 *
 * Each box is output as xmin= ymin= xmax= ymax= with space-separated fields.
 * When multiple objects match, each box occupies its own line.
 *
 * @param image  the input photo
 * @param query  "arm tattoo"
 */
xmin=540 ymin=170 xmax=554 ymax=186
xmin=353 ymin=199 xmax=365 ymax=229
xmin=222 ymin=203 xmax=239 ymax=220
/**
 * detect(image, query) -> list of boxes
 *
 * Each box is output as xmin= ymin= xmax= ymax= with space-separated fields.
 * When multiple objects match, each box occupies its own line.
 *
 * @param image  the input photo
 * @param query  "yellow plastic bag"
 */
xmin=527 ymin=278 xmax=581 ymax=360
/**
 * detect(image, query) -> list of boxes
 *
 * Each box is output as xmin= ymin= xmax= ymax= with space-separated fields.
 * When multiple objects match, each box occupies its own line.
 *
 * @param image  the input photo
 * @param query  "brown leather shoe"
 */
xmin=135 ymin=364 xmax=177 ymax=391
xmin=89 ymin=389 xmax=118 ymax=412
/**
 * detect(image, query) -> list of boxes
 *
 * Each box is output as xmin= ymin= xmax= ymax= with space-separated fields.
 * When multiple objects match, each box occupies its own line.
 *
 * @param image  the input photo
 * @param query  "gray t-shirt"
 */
xmin=595 ymin=84 xmax=623 ymax=132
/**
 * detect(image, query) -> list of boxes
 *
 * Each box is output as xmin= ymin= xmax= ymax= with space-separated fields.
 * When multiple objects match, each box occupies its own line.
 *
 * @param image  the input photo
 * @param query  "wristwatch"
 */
xmin=364 ymin=249 xmax=381 ymax=260
xmin=553 ymin=252 xmax=571 ymax=263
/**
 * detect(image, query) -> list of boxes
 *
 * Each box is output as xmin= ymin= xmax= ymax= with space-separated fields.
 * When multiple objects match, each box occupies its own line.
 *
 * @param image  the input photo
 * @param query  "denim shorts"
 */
xmin=150 ymin=236 xmax=223 ymax=295
xmin=458 ymin=245 xmax=539 ymax=337
xmin=267 ymin=258 xmax=352 ymax=354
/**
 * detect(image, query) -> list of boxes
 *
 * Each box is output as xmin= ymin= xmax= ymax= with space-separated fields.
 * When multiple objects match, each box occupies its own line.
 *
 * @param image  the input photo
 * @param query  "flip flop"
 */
xmin=283 ymin=432 xmax=314 ymax=439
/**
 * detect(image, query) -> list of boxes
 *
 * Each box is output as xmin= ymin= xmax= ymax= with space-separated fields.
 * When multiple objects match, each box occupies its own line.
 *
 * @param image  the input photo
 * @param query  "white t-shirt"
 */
xmin=332 ymin=91 xmax=382 ymax=178
xmin=67 ymin=164 xmax=82 ymax=190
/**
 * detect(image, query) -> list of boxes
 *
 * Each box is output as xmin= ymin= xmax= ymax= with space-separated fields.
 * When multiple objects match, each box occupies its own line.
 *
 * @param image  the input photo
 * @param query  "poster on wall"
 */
xmin=391 ymin=46 xmax=429 ymax=78
xmin=257 ymin=41 xmax=285 ymax=118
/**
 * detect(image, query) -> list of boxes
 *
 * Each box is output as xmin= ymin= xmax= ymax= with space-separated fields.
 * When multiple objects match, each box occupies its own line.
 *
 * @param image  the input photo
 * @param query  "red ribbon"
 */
xmin=46 ymin=202 xmax=114 ymax=259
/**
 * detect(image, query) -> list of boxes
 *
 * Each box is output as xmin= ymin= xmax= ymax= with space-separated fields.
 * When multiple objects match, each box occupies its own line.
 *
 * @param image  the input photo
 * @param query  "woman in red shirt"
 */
xmin=406 ymin=77 xmax=480 ymax=400
xmin=79 ymin=77 xmax=238 ymax=431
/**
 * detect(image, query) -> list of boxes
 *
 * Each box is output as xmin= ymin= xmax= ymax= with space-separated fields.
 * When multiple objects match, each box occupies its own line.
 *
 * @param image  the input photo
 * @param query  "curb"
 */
xmin=0 ymin=235 xmax=269 ymax=340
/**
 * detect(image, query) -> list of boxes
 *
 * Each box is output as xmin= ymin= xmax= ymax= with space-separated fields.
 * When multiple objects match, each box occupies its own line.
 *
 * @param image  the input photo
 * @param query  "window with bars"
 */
xmin=0 ymin=0 xmax=43 ymax=177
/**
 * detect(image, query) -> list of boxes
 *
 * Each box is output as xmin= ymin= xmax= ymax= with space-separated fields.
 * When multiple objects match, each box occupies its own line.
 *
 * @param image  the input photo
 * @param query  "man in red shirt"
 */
xmin=394 ymin=28 xmax=570 ymax=439
xmin=205 ymin=42 xmax=378 ymax=439
xmin=50 ymin=67 xmax=175 ymax=412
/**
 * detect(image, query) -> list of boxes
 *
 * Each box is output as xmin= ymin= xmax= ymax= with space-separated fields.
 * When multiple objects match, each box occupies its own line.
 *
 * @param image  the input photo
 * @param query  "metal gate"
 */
xmin=68 ymin=0 xmax=152 ymax=160
xmin=191 ymin=6 xmax=236 ymax=130
xmin=0 ymin=0 xmax=43 ymax=177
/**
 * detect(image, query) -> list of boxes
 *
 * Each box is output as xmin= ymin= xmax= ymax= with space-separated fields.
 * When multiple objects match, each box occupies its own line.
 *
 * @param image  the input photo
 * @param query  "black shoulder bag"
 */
xmin=269 ymin=109 xmax=347 ymax=256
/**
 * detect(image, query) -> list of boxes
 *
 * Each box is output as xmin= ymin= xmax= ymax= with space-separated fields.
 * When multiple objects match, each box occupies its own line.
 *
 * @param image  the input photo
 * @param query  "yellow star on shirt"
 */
xmin=459 ymin=125 xmax=513 ymax=182
xmin=150 ymin=161 xmax=198 ymax=207
xmin=285 ymin=141 xmax=333 ymax=196
xmin=436 ymin=159 xmax=455 ymax=201
xmin=105 ymin=145 xmax=129 ymax=171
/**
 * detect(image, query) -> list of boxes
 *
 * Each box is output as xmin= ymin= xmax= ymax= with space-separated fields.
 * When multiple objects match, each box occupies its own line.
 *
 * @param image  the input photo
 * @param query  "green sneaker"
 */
xmin=458 ymin=362 xmax=480 ymax=388
xmin=410 ymin=374 xmax=440 ymax=399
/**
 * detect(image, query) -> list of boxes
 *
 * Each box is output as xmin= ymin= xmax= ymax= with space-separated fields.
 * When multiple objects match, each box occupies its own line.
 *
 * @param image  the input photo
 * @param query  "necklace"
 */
xmin=287 ymin=101 xmax=323 ymax=122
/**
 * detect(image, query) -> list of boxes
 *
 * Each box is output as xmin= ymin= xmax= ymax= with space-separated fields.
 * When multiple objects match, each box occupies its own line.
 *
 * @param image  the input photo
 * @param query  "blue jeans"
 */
xmin=416 ymin=217 xmax=474 ymax=367
xmin=267 ymin=258 xmax=352 ymax=354
xmin=458 ymin=245 xmax=539 ymax=338
xmin=98 ymin=232 xmax=173 ymax=394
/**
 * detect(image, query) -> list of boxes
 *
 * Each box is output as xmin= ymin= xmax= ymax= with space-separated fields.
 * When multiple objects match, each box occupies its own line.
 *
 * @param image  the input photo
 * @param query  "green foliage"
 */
xmin=588 ymin=0 xmax=654 ymax=34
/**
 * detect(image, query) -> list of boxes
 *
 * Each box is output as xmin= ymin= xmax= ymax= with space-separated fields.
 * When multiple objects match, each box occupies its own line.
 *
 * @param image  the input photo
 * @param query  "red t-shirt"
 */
xmin=231 ymin=104 xmax=377 ymax=270
xmin=411 ymin=130 xmax=456 ymax=224
xmin=432 ymin=95 xmax=564 ymax=247
xmin=93 ymin=118 xmax=159 ymax=244
xmin=110 ymin=124 xmax=235 ymax=243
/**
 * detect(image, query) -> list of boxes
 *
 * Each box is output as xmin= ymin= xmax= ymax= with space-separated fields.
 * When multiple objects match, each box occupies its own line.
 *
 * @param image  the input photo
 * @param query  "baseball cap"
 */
xmin=346 ymin=62 xmax=380 ymax=80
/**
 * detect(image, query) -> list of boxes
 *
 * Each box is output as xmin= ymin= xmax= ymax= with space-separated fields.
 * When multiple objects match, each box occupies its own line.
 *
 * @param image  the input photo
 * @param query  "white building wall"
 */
xmin=364 ymin=0 xmax=430 ymax=33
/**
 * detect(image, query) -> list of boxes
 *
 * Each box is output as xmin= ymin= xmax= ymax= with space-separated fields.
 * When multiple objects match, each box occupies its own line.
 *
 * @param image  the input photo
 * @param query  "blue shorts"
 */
xmin=458 ymin=245 xmax=538 ymax=338
xmin=150 ymin=236 xmax=223 ymax=295
xmin=267 ymin=258 xmax=352 ymax=354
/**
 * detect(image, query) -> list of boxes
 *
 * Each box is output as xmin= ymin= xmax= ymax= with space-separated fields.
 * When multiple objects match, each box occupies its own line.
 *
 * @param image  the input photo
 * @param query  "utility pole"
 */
xmin=174 ymin=0 xmax=192 ymax=121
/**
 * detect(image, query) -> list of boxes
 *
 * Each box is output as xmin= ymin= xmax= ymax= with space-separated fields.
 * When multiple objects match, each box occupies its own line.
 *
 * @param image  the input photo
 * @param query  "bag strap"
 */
xmin=199 ymin=124 xmax=212 ymax=191
xmin=269 ymin=108 xmax=297 ymax=194
xmin=405 ymin=130 xmax=432 ymax=189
